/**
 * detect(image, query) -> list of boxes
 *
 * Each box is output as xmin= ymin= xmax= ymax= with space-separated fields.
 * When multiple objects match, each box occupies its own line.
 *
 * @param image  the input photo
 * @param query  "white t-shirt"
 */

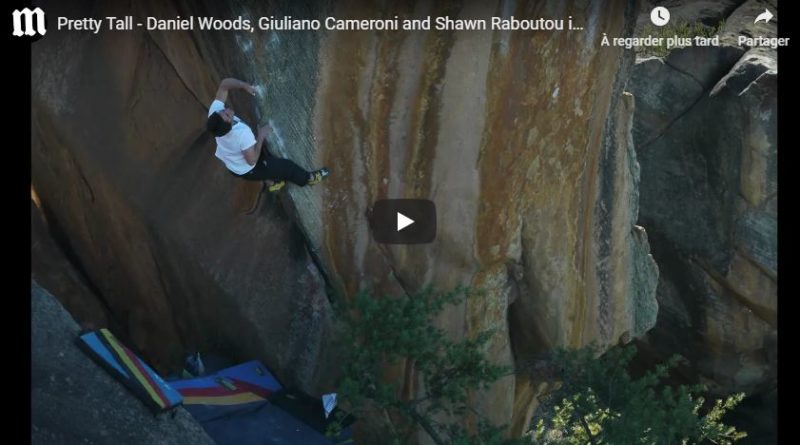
xmin=208 ymin=100 xmax=256 ymax=175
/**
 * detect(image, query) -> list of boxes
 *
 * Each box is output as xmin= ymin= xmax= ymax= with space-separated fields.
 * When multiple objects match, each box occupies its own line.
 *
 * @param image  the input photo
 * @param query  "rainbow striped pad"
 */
xmin=170 ymin=361 xmax=281 ymax=404
xmin=169 ymin=360 xmax=283 ymax=422
xmin=77 ymin=329 xmax=183 ymax=413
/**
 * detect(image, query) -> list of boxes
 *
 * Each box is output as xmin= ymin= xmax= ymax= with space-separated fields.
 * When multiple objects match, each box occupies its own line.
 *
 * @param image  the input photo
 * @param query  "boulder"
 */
xmin=631 ymin=0 xmax=777 ymax=396
xmin=31 ymin=281 xmax=216 ymax=445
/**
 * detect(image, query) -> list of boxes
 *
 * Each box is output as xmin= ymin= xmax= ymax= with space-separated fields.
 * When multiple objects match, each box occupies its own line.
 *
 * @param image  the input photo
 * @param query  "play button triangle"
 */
xmin=397 ymin=212 xmax=415 ymax=231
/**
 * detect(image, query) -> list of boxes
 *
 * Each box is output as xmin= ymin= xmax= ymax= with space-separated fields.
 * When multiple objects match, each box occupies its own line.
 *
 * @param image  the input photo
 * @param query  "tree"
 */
xmin=528 ymin=344 xmax=747 ymax=445
xmin=330 ymin=286 xmax=523 ymax=445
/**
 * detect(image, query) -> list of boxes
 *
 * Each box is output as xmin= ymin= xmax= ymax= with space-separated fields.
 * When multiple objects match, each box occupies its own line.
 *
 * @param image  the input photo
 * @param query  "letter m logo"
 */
xmin=12 ymin=7 xmax=46 ymax=37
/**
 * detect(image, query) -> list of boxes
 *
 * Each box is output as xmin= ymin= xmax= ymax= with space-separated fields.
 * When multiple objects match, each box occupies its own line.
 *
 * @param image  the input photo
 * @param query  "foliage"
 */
xmin=331 ymin=286 xmax=523 ymax=445
xmin=529 ymin=344 xmax=747 ymax=445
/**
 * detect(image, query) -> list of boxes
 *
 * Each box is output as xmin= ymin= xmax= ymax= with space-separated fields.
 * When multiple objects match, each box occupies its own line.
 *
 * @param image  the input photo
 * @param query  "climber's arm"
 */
xmin=243 ymin=142 xmax=259 ymax=166
xmin=242 ymin=125 xmax=271 ymax=166
xmin=215 ymin=78 xmax=256 ymax=102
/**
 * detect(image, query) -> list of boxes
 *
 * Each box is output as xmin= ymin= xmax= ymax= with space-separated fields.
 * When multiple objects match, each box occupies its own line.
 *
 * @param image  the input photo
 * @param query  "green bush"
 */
xmin=331 ymin=286 xmax=523 ymax=445
xmin=329 ymin=286 xmax=747 ymax=445
xmin=528 ymin=344 xmax=747 ymax=445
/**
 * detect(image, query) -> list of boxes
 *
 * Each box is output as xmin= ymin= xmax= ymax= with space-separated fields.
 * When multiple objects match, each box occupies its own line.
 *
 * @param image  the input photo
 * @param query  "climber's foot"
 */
xmin=307 ymin=168 xmax=330 ymax=186
xmin=268 ymin=180 xmax=286 ymax=192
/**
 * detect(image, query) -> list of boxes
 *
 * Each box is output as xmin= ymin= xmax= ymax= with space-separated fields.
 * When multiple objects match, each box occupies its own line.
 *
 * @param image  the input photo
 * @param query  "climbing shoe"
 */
xmin=268 ymin=180 xmax=286 ymax=192
xmin=307 ymin=168 xmax=330 ymax=186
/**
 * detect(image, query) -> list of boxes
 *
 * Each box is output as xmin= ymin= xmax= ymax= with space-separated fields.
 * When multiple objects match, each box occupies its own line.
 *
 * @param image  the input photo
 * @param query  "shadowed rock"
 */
xmin=32 ymin=0 xmax=659 ymax=436
xmin=631 ymin=0 xmax=777 ymax=399
xmin=31 ymin=281 xmax=215 ymax=445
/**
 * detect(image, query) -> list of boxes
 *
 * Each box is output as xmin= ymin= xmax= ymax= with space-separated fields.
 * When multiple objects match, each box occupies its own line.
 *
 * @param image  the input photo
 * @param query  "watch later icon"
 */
xmin=650 ymin=7 xmax=670 ymax=27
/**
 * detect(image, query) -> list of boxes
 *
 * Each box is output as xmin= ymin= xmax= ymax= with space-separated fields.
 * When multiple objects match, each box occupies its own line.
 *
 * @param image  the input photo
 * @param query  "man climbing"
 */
xmin=206 ymin=77 xmax=328 ymax=191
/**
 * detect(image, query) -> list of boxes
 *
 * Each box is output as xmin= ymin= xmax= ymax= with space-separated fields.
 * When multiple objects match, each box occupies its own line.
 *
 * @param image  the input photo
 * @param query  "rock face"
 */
xmin=258 ymin=0 xmax=658 ymax=432
xmin=32 ymin=198 xmax=116 ymax=332
xmin=31 ymin=281 xmax=216 ymax=445
xmin=630 ymin=0 xmax=777 ymax=399
xmin=32 ymin=0 xmax=659 ymax=437
xmin=31 ymin=0 xmax=337 ymax=393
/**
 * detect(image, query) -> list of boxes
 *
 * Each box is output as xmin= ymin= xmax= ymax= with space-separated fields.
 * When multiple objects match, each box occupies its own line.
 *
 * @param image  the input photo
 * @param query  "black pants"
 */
xmin=235 ymin=150 xmax=310 ymax=186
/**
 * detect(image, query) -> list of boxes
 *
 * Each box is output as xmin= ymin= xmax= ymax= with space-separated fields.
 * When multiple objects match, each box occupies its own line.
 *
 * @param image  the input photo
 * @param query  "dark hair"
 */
xmin=206 ymin=112 xmax=232 ymax=137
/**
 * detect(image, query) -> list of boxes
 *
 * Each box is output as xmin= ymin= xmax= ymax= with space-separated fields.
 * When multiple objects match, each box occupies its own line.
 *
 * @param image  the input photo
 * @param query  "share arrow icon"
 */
xmin=754 ymin=9 xmax=774 ymax=24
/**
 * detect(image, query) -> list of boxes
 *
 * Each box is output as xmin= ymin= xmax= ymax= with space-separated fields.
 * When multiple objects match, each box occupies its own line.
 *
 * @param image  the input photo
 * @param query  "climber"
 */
xmin=206 ymin=78 xmax=329 ymax=191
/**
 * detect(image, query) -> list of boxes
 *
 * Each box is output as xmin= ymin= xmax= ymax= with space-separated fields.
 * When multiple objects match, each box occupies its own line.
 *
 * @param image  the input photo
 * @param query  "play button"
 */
xmin=371 ymin=199 xmax=436 ymax=244
xmin=397 ymin=212 xmax=414 ymax=231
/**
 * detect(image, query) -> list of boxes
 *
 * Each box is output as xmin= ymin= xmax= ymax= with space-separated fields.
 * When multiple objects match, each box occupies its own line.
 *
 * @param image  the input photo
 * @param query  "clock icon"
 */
xmin=650 ymin=7 xmax=670 ymax=26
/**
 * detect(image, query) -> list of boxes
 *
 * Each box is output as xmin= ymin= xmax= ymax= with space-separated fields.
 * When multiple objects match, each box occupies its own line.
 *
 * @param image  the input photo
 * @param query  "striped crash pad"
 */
xmin=76 ymin=328 xmax=183 ymax=413
xmin=168 ymin=361 xmax=354 ymax=444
